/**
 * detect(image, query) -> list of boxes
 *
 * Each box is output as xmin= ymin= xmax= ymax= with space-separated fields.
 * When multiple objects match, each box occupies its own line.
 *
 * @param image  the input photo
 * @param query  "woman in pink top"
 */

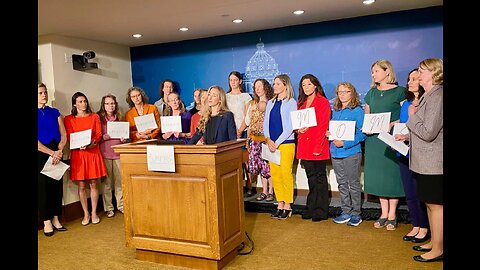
xmin=97 ymin=94 xmax=127 ymax=218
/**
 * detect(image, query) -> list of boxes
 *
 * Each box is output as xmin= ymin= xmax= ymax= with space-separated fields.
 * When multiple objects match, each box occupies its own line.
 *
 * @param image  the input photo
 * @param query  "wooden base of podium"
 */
xmin=136 ymin=248 xmax=238 ymax=270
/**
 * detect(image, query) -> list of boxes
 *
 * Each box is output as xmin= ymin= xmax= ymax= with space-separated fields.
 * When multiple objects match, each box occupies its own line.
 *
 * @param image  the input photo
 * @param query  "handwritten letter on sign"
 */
xmin=146 ymin=145 xmax=175 ymax=172
xmin=290 ymin=107 xmax=317 ymax=130
xmin=134 ymin=113 xmax=158 ymax=133
xmin=107 ymin=121 xmax=130 ymax=139
xmin=70 ymin=129 xmax=92 ymax=149
xmin=328 ymin=121 xmax=356 ymax=141
xmin=393 ymin=123 xmax=409 ymax=136
xmin=160 ymin=116 xmax=182 ymax=133
xmin=362 ymin=112 xmax=391 ymax=134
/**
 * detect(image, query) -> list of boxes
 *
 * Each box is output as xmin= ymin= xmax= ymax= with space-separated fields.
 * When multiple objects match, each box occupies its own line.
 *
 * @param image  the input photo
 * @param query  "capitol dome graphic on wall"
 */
xmin=243 ymin=41 xmax=281 ymax=94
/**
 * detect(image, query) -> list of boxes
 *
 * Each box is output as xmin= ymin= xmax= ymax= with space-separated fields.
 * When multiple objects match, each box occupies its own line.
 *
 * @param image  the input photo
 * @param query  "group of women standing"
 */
xmin=37 ymin=58 xmax=442 ymax=263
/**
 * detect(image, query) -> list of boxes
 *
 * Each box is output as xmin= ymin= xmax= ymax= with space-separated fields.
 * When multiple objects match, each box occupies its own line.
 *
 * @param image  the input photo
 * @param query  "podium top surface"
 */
xmin=112 ymin=138 xmax=246 ymax=154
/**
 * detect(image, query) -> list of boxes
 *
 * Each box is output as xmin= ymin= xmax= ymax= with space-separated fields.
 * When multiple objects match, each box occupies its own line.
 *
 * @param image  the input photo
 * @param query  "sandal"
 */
xmin=385 ymin=219 xmax=397 ymax=231
xmin=266 ymin=193 xmax=274 ymax=201
xmin=373 ymin=217 xmax=388 ymax=228
xmin=256 ymin=193 xmax=267 ymax=201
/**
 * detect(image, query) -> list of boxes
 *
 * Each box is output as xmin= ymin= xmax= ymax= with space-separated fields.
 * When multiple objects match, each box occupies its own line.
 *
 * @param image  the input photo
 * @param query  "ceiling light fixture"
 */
xmin=132 ymin=34 xmax=142 ymax=38
xmin=179 ymin=27 xmax=189 ymax=32
xmin=363 ymin=0 xmax=375 ymax=5
xmin=293 ymin=10 xmax=305 ymax=15
xmin=232 ymin=19 xmax=243 ymax=24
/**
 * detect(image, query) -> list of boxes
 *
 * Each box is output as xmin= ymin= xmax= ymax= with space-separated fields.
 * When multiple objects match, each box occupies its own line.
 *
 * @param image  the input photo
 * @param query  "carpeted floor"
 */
xmin=38 ymin=211 xmax=443 ymax=270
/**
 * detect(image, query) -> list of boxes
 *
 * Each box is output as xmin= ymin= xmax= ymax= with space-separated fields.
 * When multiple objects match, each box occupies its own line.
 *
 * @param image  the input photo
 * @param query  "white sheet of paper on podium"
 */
xmin=146 ymin=145 xmax=175 ymax=172
xmin=134 ymin=114 xmax=158 ymax=133
xmin=328 ymin=120 xmax=356 ymax=141
xmin=261 ymin=144 xmax=280 ymax=165
xmin=377 ymin=130 xmax=409 ymax=156
xmin=70 ymin=129 xmax=92 ymax=149
xmin=41 ymin=156 xmax=70 ymax=180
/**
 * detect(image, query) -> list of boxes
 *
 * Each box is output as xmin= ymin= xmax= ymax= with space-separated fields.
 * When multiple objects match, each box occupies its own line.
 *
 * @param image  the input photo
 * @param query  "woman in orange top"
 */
xmin=64 ymin=92 xmax=107 ymax=226
xmin=124 ymin=86 xmax=161 ymax=142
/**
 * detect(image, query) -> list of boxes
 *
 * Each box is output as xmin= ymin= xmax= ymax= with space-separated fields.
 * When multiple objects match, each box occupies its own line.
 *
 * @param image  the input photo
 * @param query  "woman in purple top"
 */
xmin=38 ymin=83 xmax=68 ymax=236
xmin=161 ymin=92 xmax=191 ymax=144
xmin=97 ymin=94 xmax=127 ymax=218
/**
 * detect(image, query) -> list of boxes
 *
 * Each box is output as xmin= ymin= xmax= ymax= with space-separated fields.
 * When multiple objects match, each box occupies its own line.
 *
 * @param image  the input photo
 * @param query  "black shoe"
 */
xmin=411 ymin=232 xmax=430 ymax=243
xmin=53 ymin=225 xmax=68 ymax=232
xmin=413 ymin=245 xmax=432 ymax=252
xmin=311 ymin=216 xmax=327 ymax=222
xmin=271 ymin=209 xmax=282 ymax=218
xmin=277 ymin=209 xmax=292 ymax=220
xmin=413 ymin=254 xmax=443 ymax=262
xmin=44 ymin=230 xmax=54 ymax=237
xmin=403 ymin=233 xmax=417 ymax=241
xmin=301 ymin=212 xmax=312 ymax=220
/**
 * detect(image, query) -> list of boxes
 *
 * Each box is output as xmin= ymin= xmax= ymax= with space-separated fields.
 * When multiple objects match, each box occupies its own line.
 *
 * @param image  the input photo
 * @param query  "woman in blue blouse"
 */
xmin=329 ymin=82 xmax=366 ymax=227
xmin=37 ymin=83 xmax=68 ymax=236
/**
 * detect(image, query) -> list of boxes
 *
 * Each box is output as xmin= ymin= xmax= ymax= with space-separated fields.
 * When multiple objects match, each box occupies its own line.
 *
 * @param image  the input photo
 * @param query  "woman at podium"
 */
xmin=188 ymin=86 xmax=236 ymax=145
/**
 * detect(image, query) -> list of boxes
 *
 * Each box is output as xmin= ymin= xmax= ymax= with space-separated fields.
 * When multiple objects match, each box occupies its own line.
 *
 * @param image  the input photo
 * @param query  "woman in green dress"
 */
xmin=363 ymin=59 xmax=405 ymax=230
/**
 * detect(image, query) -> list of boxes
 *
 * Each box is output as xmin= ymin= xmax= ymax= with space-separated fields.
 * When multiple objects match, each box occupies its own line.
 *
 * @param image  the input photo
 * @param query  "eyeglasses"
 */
xmin=337 ymin=91 xmax=351 ymax=95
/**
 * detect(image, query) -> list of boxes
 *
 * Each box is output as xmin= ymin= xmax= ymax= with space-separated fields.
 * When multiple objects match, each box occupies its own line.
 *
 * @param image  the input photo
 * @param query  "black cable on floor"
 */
xmin=237 ymin=231 xmax=254 ymax=255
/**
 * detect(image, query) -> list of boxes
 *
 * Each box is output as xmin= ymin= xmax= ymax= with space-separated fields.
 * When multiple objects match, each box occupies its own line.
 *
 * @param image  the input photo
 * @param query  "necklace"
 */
xmin=380 ymin=91 xmax=384 ymax=97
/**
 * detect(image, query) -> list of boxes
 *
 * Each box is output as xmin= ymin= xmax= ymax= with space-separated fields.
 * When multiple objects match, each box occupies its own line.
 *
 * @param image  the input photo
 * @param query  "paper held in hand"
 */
xmin=261 ymin=144 xmax=280 ymax=165
xmin=328 ymin=120 xmax=356 ymax=141
xmin=362 ymin=112 xmax=391 ymax=134
xmin=160 ymin=116 xmax=182 ymax=133
xmin=393 ymin=123 xmax=409 ymax=136
xmin=377 ymin=130 xmax=409 ymax=156
xmin=107 ymin=121 xmax=130 ymax=139
xmin=290 ymin=107 xmax=317 ymax=130
xmin=134 ymin=113 xmax=158 ymax=133
xmin=41 ymin=156 xmax=70 ymax=180
xmin=69 ymin=129 xmax=92 ymax=149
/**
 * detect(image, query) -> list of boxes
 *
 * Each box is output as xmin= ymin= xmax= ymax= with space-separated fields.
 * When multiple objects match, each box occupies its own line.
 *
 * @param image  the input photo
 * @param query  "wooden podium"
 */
xmin=112 ymin=139 xmax=246 ymax=270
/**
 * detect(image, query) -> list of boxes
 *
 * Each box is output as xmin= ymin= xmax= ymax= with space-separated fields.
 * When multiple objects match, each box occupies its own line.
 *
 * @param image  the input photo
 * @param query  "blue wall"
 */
xmin=131 ymin=6 xmax=442 ymax=108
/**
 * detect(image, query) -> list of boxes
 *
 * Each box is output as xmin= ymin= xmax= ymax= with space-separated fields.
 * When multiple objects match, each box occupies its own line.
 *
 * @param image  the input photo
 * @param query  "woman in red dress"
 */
xmin=64 ymin=92 xmax=107 ymax=226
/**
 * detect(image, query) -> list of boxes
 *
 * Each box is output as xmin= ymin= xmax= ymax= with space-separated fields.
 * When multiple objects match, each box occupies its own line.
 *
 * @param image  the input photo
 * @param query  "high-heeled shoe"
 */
xmin=43 ymin=230 xmax=54 ymax=237
xmin=53 ymin=225 xmax=68 ymax=232
xmin=271 ymin=209 xmax=282 ymax=218
xmin=277 ymin=209 xmax=292 ymax=220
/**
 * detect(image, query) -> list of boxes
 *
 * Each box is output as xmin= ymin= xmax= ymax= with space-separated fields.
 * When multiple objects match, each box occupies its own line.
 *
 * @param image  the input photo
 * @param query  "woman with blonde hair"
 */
xmin=264 ymin=74 xmax=297 ymax=220
xmin=188 ymin=86 xmax=236 ymax=145
xmin=405 ymin=58 xmax=443 ymax=262
xmin=363 ymin=59 xmax=406 ymax=231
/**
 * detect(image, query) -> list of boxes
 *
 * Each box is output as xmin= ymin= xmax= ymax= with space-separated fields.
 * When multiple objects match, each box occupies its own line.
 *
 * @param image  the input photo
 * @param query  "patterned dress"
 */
xmin=247 ymin=101 xmax=270 ymax=178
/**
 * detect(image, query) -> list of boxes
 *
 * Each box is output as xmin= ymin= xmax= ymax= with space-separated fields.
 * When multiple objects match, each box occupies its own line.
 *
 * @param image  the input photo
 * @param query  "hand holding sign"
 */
xmin=362 ymin=112 xmax=391 ymax=134
xmin=290 ymin=108 xmax=317 ymax=130
xmin=328 ymin=121 xmax=356 ymax=141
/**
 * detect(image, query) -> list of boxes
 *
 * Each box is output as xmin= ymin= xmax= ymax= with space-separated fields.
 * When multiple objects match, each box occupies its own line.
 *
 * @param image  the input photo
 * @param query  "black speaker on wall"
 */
xmin=72 ymin=51 xmax=98 ymax=71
